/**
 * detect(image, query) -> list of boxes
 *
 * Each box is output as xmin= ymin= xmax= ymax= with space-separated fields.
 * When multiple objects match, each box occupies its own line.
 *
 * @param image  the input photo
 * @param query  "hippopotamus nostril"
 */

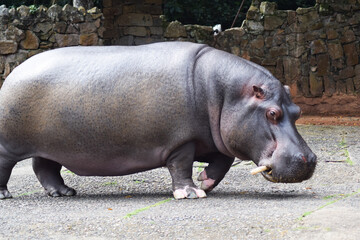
xmin=307 ymin=153 xmax=317 ymax=164
xmin=293 ymin=153 xmax=304 ymax=163
xmin=295 ymin=153 xmax=316 ymax=165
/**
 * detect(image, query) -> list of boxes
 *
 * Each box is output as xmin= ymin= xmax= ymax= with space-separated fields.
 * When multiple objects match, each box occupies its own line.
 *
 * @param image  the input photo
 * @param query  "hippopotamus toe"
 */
xmin=46 ymin=186 xmax=77 ymax=197
xmin=195 ymin=155 xmax=234 ymax=193
xmin=173 ymin=186 xmax=207 ymax=200
xmin=197 ymin=170 xmax=216 ymax=192
xmin=0 ymin=188 xmax=12 ymax=200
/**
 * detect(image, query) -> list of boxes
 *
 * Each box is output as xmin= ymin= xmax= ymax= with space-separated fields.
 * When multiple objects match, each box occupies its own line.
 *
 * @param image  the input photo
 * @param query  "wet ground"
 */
xmin=0 ymin=124 xmax=359 ymax=239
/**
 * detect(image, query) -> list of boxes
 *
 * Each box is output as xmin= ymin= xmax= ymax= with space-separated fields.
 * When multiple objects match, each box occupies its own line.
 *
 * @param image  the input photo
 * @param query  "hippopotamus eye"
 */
xmin=266 ymin=108 xmax=282 ymax=123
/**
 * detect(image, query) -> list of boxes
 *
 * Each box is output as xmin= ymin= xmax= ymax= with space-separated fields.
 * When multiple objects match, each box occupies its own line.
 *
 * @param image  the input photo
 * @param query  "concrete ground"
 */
xmin=0 ymin=125 xmax=359 ymax=240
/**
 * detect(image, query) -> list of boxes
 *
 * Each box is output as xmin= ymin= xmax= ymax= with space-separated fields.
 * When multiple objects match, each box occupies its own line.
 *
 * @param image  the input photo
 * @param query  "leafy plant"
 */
xmin=29 ymin=4 xmax=38 ymax=14
xmin=339 ymin=136 xmax=354 ymax=165
xmin=164 ymin=0 xmax=316 ymax=29
xmin=0 ymin=0 xmax=100 ymax=8
xmin=266 ymin=0 xmax=315 ymax=10
xmin=164 ymin=0 xmax=250 ymax=29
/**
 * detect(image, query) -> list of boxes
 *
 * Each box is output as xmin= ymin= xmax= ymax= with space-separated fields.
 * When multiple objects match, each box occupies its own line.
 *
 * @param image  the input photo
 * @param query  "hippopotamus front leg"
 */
xmin=196 ymin=153 xmax=234 ymax=192
xmin=32 ymin=157 xmax=76 ymax=197
xmin=166 ymin=142 xmax=207 ymax=199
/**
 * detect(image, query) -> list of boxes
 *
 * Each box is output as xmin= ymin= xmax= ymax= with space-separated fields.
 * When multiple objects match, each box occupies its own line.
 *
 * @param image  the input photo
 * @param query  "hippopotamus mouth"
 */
xmin=260 ymin=167 xmax=278 ymax=183
xmin=257 ymin=144 xmax=278 ymax=182
xmin=253 ymin=162 xmax=298 ymax=183
xmin=255 ymin=159 xmax=316 ymax=183
xmin=255 ymin=155 xmax=279 ymax=183
xmin=259 ymin=147 xmax=279 ymax=182
xmin=253 ymin=145 xmax=317 ymax=183
xmin=249 ymin=163 xmax=278 ymax=182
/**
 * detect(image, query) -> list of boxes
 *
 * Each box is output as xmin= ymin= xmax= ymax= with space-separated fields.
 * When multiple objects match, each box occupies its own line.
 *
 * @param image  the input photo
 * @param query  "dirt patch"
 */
xmin=293 ymin=95 xmax=360 ymax=116
xmin=297 ymin=115 xmax=360 ymax=126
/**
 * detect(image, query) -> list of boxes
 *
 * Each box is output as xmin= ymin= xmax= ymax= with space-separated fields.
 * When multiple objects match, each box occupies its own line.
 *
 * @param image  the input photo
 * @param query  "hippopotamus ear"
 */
xmin=253 ymin=85 xmax=265 ymax=99
xmin=284 ymin=85 xmax=291 ymax=97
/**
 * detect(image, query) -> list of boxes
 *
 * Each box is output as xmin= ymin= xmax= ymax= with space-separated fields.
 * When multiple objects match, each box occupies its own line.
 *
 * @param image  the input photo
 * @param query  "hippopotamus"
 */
xmin=0 ymin=42 xmax=316 ymax=200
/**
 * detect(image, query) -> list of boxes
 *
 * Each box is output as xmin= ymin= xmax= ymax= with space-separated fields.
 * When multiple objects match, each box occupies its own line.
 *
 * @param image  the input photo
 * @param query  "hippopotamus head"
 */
xmin=217 ymin=62 xmax=317 ymax=183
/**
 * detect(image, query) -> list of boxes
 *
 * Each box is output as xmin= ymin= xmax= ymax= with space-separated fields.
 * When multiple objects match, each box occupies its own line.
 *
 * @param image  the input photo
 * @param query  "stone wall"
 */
xmin=162 ymin=0 xmax=360 ymax=115
xmin=0 ymin=4 xmax=105 ymax=84
xmin=102 ymin=0 xmax=163 ymax=45
xmin=1 ymin=0 xmax=359 ymax=115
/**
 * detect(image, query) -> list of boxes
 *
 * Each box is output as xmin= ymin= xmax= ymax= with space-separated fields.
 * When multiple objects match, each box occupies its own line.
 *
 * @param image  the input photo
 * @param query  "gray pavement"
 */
xmin=0 ymin=125 xmax=359 ymax=239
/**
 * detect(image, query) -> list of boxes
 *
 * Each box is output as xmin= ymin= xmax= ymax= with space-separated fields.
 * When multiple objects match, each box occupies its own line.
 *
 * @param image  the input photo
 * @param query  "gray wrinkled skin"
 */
xmin=0 ymin=42 xmax=316 ymax=200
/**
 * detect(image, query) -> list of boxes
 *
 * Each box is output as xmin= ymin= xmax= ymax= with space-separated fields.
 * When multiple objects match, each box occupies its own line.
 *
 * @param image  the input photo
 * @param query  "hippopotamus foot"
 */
xmin=173 ymin=186 xmax=206 ymax=199
xmin=196 ymin=154 xmax=234 ymax=192
xmin=197 ymin=171 xmax=215 ymax=192
xmin=32 ymin=157 xmax=76 ymax=197
xmin=46 ymin=185 xmax=76 ymax=197
xmin=0 ymin=187 xmax=12 ymax=199
xmin=0 ymin=156 xmax=17 ymax=200
xmin=166 ymin=142 xmax=207 ymax=200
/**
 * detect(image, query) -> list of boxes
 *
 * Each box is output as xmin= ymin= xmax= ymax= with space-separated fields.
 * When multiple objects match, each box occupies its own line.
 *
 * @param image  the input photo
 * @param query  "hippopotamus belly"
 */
xmin=1 ymin=44 xmax=205 ymax=173
xmin=0 ymin=42 xmax=316 ymax=200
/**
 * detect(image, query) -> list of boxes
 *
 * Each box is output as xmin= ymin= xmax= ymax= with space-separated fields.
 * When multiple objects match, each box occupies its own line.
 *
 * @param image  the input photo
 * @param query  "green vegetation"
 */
xmin=14 ymin=189 xmax=42 ymax=197
xmin=323 ymin=194 xmax=337 ymax=200
xmin=123 ymin=198 xmax=172 ymax=218
xmin=29 ymin=4 xmax=38 ymax=14
xmin=196 ymin=162 xmax=205 ymax=173
xmin=299 ymin=189 xmax=360 ymax=220
xmin=134 ymin=179 xmax=145 ymax=184
xmin=0 ymin=0 xmax=102 ymax=8
xmin=61 ymin=169 xmax=75 ymax=175
xmin=266 ymin=0 xmax=315 ymax=10
xmin=164 ymin=0 xmax=316 ymax=29
xmin=339 ymin=137 xmax=354 ymax=165
xmin=344 ymin=148 xmax=353 ymax=165
xmin=104 ymin=181 xmax=118 ymax=186
xmin=0 ymin=0 xmax=70 ymax=8
xmin=164 ymin=0 xmax=251 ymax=29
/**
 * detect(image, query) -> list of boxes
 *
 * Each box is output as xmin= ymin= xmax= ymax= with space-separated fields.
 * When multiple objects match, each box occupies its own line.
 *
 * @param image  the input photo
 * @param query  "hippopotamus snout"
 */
xmin=259 ymin=144 xmax=317 ymax=183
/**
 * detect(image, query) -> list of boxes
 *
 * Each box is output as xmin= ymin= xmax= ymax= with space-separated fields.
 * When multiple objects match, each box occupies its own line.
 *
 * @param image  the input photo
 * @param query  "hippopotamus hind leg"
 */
xmin=166 ymin=142 xmax=206 ymax=199
xmin=197 ymin=153 xmax=234 ymax=192
xmin=0 ymin=157 xmax=16 ymax=199
xmin=32 ymin=157 xmax=76 ymax=197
